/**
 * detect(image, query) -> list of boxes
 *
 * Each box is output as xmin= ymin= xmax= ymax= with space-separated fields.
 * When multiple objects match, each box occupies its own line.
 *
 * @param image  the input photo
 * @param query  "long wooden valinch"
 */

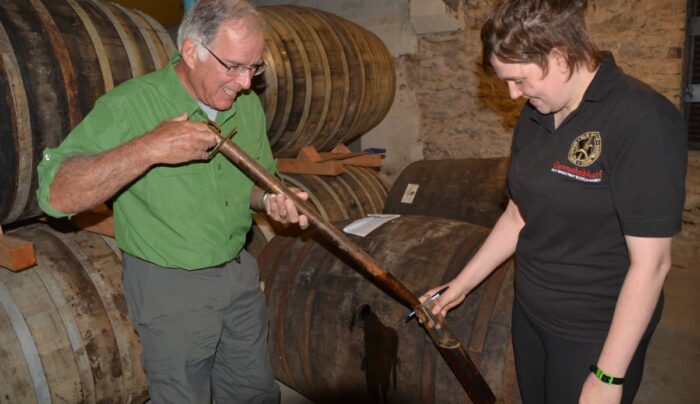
xmin=215 ymin=135 xmax=496 ymax=403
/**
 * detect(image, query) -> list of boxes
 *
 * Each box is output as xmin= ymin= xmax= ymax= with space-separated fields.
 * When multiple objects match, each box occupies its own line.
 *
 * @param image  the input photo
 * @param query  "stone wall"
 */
xmin=250 ymin=0 xmax=698 ymax=263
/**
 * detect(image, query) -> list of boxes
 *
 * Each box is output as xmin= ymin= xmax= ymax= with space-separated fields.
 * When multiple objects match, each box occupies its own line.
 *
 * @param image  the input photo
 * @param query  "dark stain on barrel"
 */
xmin=351 ymin=304 xmax=399 ymax=404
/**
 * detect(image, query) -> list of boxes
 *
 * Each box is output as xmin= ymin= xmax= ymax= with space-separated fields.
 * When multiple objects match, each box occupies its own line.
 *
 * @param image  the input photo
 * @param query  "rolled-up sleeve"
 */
xmin=36 ymin=98 xmax=127 ymax=218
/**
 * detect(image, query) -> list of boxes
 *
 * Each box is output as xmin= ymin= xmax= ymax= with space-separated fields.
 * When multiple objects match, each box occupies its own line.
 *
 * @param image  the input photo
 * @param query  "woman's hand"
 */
xmin=579 ymin=373 xmax=622 ymax=404
xmin=419 ymin=280 xmax=470 ymax=318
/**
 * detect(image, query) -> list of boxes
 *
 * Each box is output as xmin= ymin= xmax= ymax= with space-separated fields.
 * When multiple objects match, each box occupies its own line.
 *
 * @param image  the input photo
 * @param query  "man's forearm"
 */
xmin=49 ymin=136 xmax=154 ymax=214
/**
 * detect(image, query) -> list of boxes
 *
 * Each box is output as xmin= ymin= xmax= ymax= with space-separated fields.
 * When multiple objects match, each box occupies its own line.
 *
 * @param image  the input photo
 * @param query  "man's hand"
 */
xmin=264 ymin=187 xmax=309 ymax=229
xmin=143 ymin=112 xmax=219 ymax=165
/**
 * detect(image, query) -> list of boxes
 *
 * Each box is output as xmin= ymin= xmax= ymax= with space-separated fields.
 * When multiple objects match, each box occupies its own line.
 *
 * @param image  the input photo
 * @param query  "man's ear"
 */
xmin=180 ymin=38 xmax=199 ymax=69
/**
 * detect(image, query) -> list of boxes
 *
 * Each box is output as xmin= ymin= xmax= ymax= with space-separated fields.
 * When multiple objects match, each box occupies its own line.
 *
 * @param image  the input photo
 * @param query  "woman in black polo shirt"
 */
xmin=423 ymin=1 xmax=687 ymax=403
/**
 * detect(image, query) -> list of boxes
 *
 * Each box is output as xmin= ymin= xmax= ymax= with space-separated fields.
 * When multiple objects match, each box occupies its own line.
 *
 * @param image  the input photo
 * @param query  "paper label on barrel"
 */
xmin=401 ymin=184 xmax=419 ymax=204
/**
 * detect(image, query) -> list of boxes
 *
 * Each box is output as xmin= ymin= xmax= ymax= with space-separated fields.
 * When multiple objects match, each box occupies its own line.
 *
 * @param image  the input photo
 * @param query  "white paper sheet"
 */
xmin=342 ymin=214 xmax=401 ymax=237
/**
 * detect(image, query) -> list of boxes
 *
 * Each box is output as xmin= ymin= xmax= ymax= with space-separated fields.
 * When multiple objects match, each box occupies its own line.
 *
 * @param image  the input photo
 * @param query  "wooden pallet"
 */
xmin=277 ymin=144 xmax=382 ymax=176
xmin=70 ymin=203 xmax=115 ymax=238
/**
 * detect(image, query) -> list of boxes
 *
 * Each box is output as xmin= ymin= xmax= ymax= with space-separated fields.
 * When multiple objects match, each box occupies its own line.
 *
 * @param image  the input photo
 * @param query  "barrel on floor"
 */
xmin=258 ymin=215 xmax=520 ymax=403
xmin=0 ymin=224 xmax=148 ymax=403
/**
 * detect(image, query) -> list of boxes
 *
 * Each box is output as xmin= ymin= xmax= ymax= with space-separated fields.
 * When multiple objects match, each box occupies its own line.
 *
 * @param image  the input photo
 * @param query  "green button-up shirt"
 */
xmin=36 ymin=52 xmax=276 ymax=270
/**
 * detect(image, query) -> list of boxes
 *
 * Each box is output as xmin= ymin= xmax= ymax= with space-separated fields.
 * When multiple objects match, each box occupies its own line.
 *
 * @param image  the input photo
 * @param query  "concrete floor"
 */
xmin=635 ymin=264 xmax=700 ymax=404
xmin=279 ymin=381 xmax=313 ymax=404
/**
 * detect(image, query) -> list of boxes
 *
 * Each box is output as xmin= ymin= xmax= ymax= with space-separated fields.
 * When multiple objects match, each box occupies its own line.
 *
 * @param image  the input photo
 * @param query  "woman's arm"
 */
xmin=579 ymin=236 xmax=672 ymax=404
xmin=428 ymin=198 xmax=525 ymax=317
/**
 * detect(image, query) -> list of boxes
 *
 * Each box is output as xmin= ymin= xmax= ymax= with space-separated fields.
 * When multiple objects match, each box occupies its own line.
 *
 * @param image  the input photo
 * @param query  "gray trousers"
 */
xmin=122 ymin=250 xmax=280 ymax=404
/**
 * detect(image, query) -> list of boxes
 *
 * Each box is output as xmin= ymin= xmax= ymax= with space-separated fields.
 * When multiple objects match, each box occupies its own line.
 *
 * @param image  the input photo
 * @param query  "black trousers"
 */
xmin=512 ymin=298 xmax=660 ymax=404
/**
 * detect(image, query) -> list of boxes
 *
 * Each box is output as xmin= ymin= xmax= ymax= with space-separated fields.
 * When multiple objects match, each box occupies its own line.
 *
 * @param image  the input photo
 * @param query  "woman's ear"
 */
xmin=550 ymin=47 xmax=569 ymax=75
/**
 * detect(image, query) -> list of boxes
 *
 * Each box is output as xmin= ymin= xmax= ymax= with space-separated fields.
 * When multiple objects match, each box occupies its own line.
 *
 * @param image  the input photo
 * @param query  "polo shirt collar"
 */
xmin=160 ymin=51 xmax=237 ymax=124
xmin=581 ymin=51 xmax=623 ymax=103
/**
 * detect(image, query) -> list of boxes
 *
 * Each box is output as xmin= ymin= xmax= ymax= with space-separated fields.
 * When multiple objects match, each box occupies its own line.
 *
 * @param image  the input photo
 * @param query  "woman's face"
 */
xmin=490 ymin=52 xmax=571 ymax=116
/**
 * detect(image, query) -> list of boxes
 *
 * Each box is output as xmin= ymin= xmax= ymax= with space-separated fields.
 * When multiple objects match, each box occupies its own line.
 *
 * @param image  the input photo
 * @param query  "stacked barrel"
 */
xmin=0 ymin=0 xmax=176 ymax=401
xmin=0 ymin=1 xmax=395 ymax=402
xmin=1 ymin=1 xmax=519 ymax=402
xmin=0 ymin=0 xmax=175 ymax=226
xmin=257 ymin=5 xmax=396 ymax=157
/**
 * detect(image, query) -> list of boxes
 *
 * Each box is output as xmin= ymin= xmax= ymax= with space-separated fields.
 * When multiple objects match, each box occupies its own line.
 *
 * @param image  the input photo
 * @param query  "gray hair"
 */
xmin=177 ymin=0 xmax=264 ymax=55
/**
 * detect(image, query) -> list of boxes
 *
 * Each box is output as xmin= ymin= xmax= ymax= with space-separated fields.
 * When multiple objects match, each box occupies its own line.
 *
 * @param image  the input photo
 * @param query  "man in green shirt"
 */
xmin=36 ymin=1 xmax=306 ymax=402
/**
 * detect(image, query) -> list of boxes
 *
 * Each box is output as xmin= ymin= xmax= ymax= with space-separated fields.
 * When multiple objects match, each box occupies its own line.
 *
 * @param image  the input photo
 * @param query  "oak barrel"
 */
xmin=283 ymin=166 xmax=389 ymax=222
xmin=246 ymin=166 xmax=389 ymax=257
xmin=258 ymin=215 xmax=519 ymax=403
xmin=0 ymin=0 xmax=175 ymax=225
xmin=383 ymin=158 xmax=510 ymax=228
xmin=256 ymin=6 xmax=396 ymax=157
xmin=0 ymin=224 xmax=147 ymax=403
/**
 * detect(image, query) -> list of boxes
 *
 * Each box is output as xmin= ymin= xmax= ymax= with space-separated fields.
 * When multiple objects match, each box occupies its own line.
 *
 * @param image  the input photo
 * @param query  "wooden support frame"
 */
xmin=70 ymin=204 xmax=115 ymax=237
xmin=276 ymin=144 xmax=382 ymax=176
xmin=0 ymin=224 xmax=37 ymax=272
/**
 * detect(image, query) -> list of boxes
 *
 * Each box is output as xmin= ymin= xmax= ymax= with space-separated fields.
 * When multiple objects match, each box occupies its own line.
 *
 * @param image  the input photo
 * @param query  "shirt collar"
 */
xmin=159 ymin=51 xmax=237 ymax=124
xmin=581 ymin=51 xmax=623 ymax=103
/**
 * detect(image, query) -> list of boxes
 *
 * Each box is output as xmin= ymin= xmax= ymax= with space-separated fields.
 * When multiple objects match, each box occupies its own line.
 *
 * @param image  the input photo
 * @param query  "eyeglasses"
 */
xmin=200 ymin=43 xmax=266 ymax=77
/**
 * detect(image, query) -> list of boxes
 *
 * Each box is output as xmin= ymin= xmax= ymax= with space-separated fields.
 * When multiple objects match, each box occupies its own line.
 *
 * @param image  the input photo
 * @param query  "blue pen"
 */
xmin=406 ymin=286 xmax=449 ymax=321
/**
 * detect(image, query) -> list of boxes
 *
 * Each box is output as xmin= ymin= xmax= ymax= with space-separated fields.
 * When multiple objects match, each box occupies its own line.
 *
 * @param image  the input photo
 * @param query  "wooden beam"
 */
xmin=70 ymin=204 xmax=115 ymax=237
xmin=296 ymin=145 xmax=323 ymax=161
xmin=319 ymin=153 xmax=382 ymax=167
xmin=276 ymin=158 xmax=343 ymax=176
xmin=0 ymin=231 xmax=36 ymax=272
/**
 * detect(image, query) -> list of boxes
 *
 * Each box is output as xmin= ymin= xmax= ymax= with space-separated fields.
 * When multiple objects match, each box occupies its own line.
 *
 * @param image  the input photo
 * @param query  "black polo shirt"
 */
xmin=507 ymin=53 xmax=687 ymax=342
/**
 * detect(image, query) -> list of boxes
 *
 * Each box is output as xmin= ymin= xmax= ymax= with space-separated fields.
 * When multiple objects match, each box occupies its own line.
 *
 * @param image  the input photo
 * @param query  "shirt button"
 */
xmin=225 ymin=201 xmax=229 ymax=206
xmin=218 ymin=164 xmax=222 ymax=170
xmin=229 ymin=234 xmax=233 ymax=240
xmin=45 ymin=154 xmax=51 ymax=161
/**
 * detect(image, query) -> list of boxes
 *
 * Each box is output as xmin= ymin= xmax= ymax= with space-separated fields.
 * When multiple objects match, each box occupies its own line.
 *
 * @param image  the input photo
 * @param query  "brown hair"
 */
xmin=481 ymin=0 xmax=601 ymax=78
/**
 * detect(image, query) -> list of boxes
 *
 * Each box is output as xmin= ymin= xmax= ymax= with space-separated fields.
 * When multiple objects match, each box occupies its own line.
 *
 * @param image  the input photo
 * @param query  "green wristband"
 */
xmin=589 ymin=364 xmax=624 ymax=385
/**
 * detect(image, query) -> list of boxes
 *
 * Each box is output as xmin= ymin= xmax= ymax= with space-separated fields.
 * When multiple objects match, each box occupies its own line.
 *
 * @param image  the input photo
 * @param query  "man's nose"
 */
xmin=236 ymin=71 xmax=253 ymax=89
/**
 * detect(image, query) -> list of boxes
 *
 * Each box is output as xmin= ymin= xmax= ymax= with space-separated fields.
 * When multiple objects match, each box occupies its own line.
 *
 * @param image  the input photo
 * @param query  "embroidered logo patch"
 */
xmin=568 ymin=131 xmax=602 ymax=167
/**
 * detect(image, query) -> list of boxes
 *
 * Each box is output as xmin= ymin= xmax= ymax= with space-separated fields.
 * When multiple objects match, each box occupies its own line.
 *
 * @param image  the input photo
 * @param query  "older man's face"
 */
xmin=191 ymin=20 xmax=265 ymax=111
